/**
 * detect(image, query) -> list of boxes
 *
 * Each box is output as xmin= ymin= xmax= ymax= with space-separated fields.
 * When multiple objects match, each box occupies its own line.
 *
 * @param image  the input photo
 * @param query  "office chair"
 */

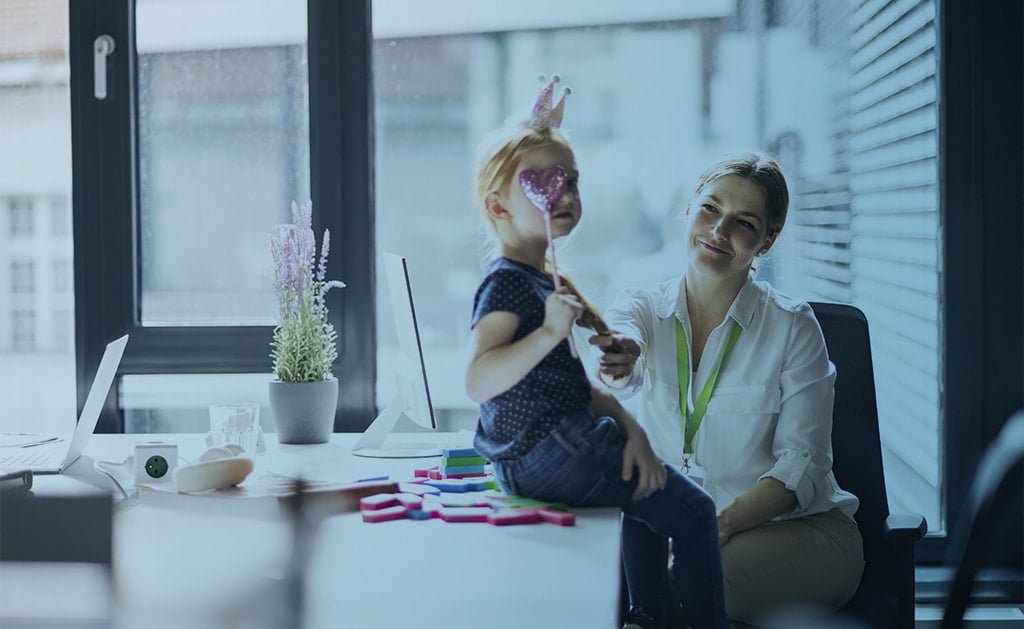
xmin=809 ymin=302 xmax=928 ymax=629
xmin=940 ymin=409 xmax=1024 ymax=628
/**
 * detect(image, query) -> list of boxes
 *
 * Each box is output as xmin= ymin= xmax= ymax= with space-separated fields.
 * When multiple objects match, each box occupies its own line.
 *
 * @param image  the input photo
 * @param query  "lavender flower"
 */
xmin=317 ymin=229 xmax=330 ymax=282
xmin=269 ymin=201 xmax=346 ymax=382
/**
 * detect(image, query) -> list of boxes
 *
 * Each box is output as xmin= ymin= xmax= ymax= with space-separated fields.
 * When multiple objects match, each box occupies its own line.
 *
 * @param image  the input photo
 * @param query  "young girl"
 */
xmin=465 ymin=77 xmax=728 ymax=629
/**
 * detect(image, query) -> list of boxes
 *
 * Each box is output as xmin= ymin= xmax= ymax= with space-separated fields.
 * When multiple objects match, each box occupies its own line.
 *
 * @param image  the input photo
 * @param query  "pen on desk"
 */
xmin=19 ymin=437 xmax=60 ymax=448
xmin=356 ymin=475 xmax=389 ymax=482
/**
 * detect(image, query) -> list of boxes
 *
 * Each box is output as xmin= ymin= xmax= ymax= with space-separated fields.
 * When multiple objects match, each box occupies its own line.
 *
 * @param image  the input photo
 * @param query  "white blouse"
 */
xmin=603 ymin=274 xmax=858 ymax=521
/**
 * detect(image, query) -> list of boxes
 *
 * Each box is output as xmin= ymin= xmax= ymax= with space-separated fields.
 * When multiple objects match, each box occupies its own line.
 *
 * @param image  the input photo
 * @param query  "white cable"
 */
xmin=93 ymin=456 xmax=138 ymax=505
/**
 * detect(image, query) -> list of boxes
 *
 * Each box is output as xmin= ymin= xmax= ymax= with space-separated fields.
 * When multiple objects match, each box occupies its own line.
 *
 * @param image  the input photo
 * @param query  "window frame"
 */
xmin=921 ymin=0 xmax=1023 ymax=586
xmin=69 ymin=0 xmax=376 ymax=433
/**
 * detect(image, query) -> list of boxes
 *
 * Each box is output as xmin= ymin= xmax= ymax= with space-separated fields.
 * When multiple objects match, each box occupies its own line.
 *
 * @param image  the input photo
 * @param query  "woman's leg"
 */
xmin=720 ymin=509 xmax=864 ymax=624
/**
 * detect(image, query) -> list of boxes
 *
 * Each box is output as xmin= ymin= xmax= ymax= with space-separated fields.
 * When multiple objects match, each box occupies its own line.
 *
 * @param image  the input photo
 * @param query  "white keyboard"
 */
xmin=0 ymin=448 xmax=62 ymax=468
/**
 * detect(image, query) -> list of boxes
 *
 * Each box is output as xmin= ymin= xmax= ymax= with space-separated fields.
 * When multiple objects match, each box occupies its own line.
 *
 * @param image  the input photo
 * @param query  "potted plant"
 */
xmin=267 ymin=201 xmax=346 ymax=444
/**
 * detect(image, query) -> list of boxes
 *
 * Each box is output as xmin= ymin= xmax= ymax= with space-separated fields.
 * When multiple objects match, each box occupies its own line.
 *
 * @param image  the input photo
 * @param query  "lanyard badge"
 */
xmin=676 ymin=319 xmax=742 ymax=472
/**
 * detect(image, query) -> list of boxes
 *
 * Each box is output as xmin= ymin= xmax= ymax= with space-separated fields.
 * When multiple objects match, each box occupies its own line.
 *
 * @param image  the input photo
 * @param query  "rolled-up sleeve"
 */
xmin=758 ymin=304 xmax=836 ymax=516
xmin=601 ymin=288 xmax=653 ymax=396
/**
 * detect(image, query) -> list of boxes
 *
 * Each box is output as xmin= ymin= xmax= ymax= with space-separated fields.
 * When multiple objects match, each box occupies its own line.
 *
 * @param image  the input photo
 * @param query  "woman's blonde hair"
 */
xmin=474 ymin=123 xmax=608 ymax=333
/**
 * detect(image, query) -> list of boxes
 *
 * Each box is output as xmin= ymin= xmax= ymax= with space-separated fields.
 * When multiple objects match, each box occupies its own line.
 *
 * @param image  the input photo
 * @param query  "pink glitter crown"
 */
xmin=529 ymin=74 xmax=571 ymax=129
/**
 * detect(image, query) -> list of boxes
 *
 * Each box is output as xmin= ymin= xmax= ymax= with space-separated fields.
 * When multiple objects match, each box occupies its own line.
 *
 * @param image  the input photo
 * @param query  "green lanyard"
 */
xmin=676 ymin=319 xmax=743 ymax=460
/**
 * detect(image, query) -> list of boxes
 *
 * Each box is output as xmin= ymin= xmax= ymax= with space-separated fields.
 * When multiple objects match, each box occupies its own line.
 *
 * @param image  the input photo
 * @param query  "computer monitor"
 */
xmin=352 ymin=253 xmax=441 ymax=458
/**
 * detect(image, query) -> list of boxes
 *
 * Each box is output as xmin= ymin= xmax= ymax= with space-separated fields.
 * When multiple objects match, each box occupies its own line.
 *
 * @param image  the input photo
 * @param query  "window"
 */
xmin=52 ymin=309 xmax=71 ymax=353
xmin=371 ymin=3 xmax=943 ymax=530
xmin=69 ymin=1 xmax=371 ymax=435
xmin=49 ymin=195 xmax=69 ymax=237
xmin=136 ymin=3 xmax=310 ymax=326
xmin=68 ymin=0 xmax=1024 ymax=581
xmin=52 ymin=259 xmax=70 ymax=293
xmin=10 ymin=260 xmax=35 ymax=294
xmin=7 ymin=197 xmax=34 ymax=237
xmin=56 ymin=0 xmax=312 ymax=432
xmin=11 ymin=309 xmax=37 ymax=353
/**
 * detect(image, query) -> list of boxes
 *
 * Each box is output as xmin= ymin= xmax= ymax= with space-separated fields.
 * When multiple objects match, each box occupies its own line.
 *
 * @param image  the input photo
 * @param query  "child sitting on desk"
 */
xmin=463 ymin=75 xmax=727 ymax=629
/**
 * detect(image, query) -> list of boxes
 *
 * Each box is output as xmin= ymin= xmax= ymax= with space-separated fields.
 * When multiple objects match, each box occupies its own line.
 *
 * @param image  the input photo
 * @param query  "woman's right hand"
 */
xmin=542 ymin=287 xmax=582 ymax=341
xmin=589 ymin=334 xmax=641 ymax=379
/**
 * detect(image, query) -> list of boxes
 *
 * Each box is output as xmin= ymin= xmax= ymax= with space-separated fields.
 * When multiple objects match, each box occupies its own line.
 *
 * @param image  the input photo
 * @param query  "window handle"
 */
xmin=93 ymin=35 xmax=115 ymax=100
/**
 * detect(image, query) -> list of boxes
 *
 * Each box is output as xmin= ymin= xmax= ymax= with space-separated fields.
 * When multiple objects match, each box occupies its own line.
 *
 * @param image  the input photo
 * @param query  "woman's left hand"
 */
xmin=621 ymin=427 xmax=667 ymax=501
xmin=590 ymin=333 xmax=641 ymax=380
xmin=717 ymin=520 xmax=732 ymax=546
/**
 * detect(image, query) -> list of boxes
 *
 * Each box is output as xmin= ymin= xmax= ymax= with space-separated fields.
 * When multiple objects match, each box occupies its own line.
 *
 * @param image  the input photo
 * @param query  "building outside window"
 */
xmin=52 ymin=309 xmax=71 ymax=353
xmin=52 ymin=259 xmax=70 ymax=293
xmin=49 ymin=195 xmax=69 ymax=237
xmin=0 ymin=0 xmax=76 ymax=433
xmin=11 ymin=309 xmax=37 ymax=353
xmin=7 ymin=197 xmax=34 ymax=237
xmin=10 ymin=259 xmax=35 ymax=294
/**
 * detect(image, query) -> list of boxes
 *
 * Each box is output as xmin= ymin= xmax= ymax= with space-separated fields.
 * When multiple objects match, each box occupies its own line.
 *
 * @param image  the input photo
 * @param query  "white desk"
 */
xmin=16 ymin=433 xmax=622 ymax=629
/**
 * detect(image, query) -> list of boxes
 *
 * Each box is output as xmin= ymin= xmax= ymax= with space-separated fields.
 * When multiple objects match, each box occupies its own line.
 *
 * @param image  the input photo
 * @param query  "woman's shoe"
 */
xmin=622 ymin=605 xmax=658 ymax=629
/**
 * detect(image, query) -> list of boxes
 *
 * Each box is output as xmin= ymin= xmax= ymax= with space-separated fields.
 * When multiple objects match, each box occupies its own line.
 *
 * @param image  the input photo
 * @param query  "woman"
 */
xmin=591 ymin=153 xmax=863 ymax=625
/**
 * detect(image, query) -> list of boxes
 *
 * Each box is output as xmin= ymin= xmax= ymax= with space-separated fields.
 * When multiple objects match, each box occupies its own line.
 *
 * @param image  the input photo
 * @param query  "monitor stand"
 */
xmin=351 ymin=395 xmax=442 ymax=458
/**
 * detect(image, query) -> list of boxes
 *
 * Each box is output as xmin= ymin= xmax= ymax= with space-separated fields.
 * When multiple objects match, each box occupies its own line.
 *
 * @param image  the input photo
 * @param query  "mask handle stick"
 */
xmin=544 ymin=209 xmax=577 ymax=358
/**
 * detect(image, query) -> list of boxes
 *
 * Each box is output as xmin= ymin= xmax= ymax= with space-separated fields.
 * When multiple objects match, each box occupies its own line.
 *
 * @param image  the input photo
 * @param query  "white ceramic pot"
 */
xmin=268 ymin=378 xmax=338 ymax=444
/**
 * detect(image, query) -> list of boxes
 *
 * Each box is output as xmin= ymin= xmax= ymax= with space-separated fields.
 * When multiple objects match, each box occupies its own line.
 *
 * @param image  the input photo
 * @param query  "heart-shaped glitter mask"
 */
xmin=517 ymin=163 xmax=578 ymax=357
xmin=519 ymin=164 xmax=567 ymax=214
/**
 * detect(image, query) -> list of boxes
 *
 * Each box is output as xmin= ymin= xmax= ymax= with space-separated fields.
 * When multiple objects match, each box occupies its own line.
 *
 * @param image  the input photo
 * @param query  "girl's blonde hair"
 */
xmin=474 ymin=124 xmax=609 ymax=334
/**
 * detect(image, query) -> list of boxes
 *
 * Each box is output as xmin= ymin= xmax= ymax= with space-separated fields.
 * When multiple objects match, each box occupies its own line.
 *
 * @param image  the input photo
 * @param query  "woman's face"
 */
xmin=685 ymin=174 xmax=776 ymax=280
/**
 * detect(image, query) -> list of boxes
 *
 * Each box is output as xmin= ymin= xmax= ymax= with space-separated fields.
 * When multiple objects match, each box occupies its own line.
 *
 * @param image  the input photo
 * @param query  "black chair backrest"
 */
xmin=809 ymin=303 xmax=890 ymax=588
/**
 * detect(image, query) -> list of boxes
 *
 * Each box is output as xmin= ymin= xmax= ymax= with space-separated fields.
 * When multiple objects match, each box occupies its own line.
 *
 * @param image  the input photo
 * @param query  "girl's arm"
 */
xmin=591 ymin=386 xmax=667 ymax=501
xmin=716 ymin=478 xmax=796 ymax=545
xmin=465 ymin=287 xmax=581 ymax=404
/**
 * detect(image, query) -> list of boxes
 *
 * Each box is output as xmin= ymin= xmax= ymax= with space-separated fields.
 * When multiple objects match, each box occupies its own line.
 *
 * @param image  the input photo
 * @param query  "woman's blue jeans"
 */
xmin=491 ymin=411 xmax=727 ymax=629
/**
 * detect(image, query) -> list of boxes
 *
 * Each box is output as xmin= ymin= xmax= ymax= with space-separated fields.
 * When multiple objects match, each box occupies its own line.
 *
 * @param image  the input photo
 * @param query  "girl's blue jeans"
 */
xmin=491 ymin=410 xmax=728 ymax=629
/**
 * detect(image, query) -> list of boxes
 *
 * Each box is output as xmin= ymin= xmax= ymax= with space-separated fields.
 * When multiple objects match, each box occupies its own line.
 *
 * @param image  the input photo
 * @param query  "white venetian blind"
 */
xmin=847 ymin=0 xmax=940 ymax=524
xmin=772 ymin=0 xmax=940 ymax=528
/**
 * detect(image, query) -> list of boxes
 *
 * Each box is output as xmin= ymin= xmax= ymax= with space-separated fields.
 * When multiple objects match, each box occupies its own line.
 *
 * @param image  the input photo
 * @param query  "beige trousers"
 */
xmin=720 ymin=508 xmax=864 ymax=625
